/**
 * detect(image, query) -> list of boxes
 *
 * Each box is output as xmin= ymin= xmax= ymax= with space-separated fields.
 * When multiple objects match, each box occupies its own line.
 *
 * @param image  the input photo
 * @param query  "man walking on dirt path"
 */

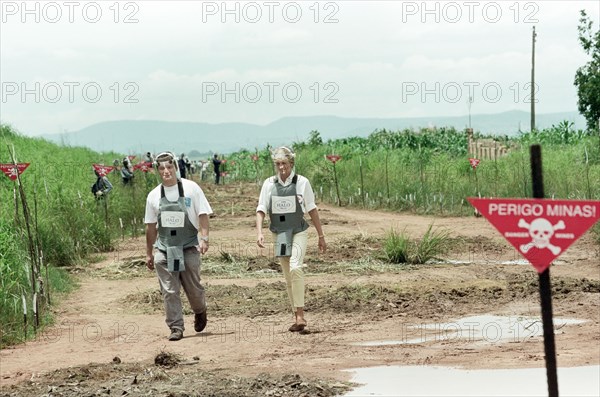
xmin=144 ymin=151 xmax=213 ymax=341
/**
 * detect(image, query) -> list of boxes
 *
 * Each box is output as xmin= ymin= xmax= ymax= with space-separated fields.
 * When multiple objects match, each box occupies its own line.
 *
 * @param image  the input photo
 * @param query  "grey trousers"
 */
xmin=154 ymin=248 xmax=206 ymax=331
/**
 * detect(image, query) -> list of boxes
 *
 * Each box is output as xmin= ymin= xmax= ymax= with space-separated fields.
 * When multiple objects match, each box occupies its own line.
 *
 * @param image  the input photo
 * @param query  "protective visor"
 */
xmin=154 ymin=152 xmax=177 ymax=169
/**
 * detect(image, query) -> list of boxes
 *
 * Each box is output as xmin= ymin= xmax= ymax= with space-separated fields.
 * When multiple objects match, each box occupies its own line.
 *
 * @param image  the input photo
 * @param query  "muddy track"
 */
xmin=1 ymin=182 xmax=598 ymax=396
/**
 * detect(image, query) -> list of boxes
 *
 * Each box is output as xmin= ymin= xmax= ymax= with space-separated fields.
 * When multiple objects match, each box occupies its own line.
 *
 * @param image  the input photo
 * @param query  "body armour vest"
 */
xmin=268 ymin=175 xmax=308 ymax=257
xmin=156 ymin=181 xmax=199 ymax=272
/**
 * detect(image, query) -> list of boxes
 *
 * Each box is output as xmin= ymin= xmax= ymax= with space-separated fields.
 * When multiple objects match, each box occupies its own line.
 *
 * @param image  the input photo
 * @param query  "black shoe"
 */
xmin=168 ymin=328 xmax=183 ymax=341
xmin=194 ymin=311 xmax=207 ymax=332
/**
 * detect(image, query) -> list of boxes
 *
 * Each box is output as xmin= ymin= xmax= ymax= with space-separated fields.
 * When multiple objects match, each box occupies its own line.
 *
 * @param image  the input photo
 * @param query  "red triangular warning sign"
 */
xmin=133 ymin=162 xmax=152 ymax=172
xmin=468 ymin=198 xmax=600 ymax=273
xmin=0 ymin=163 xmax=30 ymax=181
xmin=92 ymin=164 xmax=114 ymax=177
xmin=326 ymin=154 xmax=342 ymax=164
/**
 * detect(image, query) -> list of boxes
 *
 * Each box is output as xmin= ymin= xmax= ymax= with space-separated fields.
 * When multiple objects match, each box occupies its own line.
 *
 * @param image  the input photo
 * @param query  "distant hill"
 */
xmin=42 ymin=110 xmax=586 ymax=155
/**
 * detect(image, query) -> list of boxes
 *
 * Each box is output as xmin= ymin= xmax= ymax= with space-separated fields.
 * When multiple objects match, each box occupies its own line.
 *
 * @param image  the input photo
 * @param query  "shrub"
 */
xmin=412 ymin=224 xmax=452 ymax=264
xmin=384 ymin=224 xmax=451 ymax=265
xmin=384 ymin=228 xmax=409 ymax=264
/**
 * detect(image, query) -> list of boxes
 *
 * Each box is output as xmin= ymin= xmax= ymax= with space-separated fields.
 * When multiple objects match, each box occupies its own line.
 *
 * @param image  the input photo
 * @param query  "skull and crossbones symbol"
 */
xmin=518 ymin=218 xmax=565 ymax=255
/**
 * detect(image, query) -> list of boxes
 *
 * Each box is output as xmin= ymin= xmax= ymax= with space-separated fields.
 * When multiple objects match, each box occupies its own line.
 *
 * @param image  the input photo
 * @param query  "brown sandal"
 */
xmin=288 ymin=323 xmax=306 ymax=332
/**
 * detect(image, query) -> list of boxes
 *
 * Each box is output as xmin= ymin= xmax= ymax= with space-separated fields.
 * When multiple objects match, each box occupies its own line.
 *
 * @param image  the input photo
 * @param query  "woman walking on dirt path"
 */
xmin=256 ymin=146 xmax=327 ymax=332
xmin=144 ymin=151 xmax=213 ymax=341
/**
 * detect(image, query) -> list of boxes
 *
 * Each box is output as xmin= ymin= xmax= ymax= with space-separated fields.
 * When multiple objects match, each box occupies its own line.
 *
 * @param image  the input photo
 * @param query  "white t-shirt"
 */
xmin=256 ymin=172 xmax=317 ymax=215
xmin=144 ymin=178 xmax=213 ymax=230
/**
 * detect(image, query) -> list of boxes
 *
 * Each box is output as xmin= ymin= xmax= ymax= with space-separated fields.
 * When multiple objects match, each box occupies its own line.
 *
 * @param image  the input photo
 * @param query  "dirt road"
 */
xmin=1 ymin=182 xmax=598 ymax=396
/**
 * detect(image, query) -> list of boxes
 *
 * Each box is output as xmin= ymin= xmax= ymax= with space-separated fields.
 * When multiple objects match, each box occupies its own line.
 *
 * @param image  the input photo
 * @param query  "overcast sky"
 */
xmin=1 ymin=0 xmax=598 ymax=136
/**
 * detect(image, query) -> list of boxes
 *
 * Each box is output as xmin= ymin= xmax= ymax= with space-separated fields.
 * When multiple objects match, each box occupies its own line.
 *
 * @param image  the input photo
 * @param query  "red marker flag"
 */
xmin=468 ymin=198 xmax=600 ymax=273
xmin=326 ymin=154 xmax=342 ymax=164
xmin=92 ymin=164 xmax=114 ymax=177
xmin=469 ymin=158 xmax=480 ymax=168
xmin=133 ymin=162 xmax=153 ymax=172
xmin=0 ymin=163 xmax=30 ymax=180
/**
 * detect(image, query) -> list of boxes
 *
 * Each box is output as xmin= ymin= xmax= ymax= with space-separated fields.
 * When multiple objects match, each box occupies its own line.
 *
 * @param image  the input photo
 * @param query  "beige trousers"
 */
xmin=275 ymin=230 xmax=308 ymax=311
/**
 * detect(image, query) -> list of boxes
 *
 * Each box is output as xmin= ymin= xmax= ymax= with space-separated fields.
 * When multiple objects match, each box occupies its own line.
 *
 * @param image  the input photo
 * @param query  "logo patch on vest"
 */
xmin=162 ymin=211 xmax=185 ymax=227
xmin=272 ymin=196 xmax=296 ymax=214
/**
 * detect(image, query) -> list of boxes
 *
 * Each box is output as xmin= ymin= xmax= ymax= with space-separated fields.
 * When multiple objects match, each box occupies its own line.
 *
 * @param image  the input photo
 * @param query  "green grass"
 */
xmin=593 ymin=223 xmax=600 ymax=246
xmin=227 ymin=125 xmax=600 ymax=215
xmin=384 ymin=224 xmax=452 ymax=265
xmin=412 ymin=224 xmax=452 ymax=264
xmin=0 ymin=218 xmax=75 ymax=347
xmin=384 ymin=228 xmax=410 ymax=264
xmin=0 ymin=124 xmax=150 ymax=346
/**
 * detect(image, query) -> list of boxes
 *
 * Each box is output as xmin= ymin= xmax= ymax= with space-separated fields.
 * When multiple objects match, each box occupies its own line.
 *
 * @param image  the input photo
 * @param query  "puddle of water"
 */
xmin=353 ymin=315 xmax=586 ymax=346
xmin=343 ymin=365 xmax=600 ymax=397
xmin=436 ymin=259 xmax=561 ymax=265
xmin=499 ymin=259 xmax=530 ymax=265
xmin=353 ymin=315 xmax=585 ymax=346
xmin=436 ymin=259 xmax=534 ymax=266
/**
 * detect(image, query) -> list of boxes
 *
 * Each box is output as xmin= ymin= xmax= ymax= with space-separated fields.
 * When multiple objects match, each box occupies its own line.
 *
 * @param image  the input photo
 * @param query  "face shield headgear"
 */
xmin=153 ymin=151 xmax=178 ymax=171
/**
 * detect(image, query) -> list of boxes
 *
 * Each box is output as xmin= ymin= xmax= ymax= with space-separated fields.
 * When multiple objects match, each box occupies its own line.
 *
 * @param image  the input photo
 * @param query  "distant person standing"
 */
xmin=212 ymin=154 xmax=222 ymax=184
xmin=178 ymin=154 xmax=187 ymax=179
xmin=91 ymin=169 xmax=113 ymax=200
xmin=185 ymin=156 xmax=192 ymax=176
xmin=121 ymin=157 xmax=134 ymax=185
xmin=143 ymin=152 xmax=154 ymax=163
xmin=201 ymin=160 xmax=209 ymax=181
